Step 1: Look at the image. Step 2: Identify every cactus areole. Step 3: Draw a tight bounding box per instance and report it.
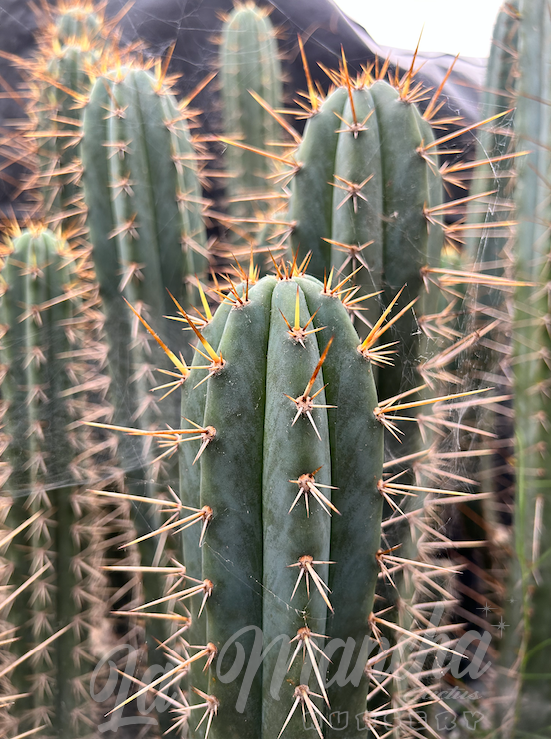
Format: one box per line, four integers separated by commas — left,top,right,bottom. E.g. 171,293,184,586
179,272,384,738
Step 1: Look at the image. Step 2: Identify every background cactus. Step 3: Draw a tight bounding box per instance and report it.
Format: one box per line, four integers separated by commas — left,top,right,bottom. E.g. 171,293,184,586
80,62,210,474
54,2,103,46
219,2,284,222
289,70,443,349
35,43,97,230
32,3,106,230
80,62,213,733
497,0,551,733
0,226,103,737
0,0,133,227
443,0,521,662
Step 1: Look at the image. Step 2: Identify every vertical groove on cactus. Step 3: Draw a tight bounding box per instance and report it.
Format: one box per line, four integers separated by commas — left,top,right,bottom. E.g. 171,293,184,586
290,87,348,280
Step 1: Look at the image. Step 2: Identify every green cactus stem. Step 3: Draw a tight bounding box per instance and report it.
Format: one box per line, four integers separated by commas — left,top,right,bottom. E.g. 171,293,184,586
178,269,383,738
81,63,210,469
289,72,443,405
220,1,283,221
464,0,519,272
82,65,209,358
444,1,520,644
81,65,210,733
499,0,551,733
289,86,348,280
0,227,92,737
54,3,103,46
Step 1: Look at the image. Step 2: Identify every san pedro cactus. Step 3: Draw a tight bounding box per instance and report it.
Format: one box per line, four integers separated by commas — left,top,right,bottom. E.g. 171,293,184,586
287,73,444,508
8,1,117,228
80,66,211,734
81,64,209,441
498,0,551,733
178,270,384,737
464,0,518,273
80,61,208,467
290,75,443,352
220,2,283,219
447,0,520,635
82,64,209,318
0,227,99,738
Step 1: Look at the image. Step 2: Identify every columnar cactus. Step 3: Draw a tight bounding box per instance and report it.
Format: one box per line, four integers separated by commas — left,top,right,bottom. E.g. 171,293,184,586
82,64,209,337
178,270,384,737
81,67,211,733
220,1,284,221
448,0,520,636
289,74,443,349
499,0,551,732
464,0,518,272
0,227,99,738
6,1,117,228
81,64,209,442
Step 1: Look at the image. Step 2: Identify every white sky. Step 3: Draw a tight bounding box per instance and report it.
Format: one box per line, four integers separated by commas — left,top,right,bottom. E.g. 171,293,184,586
334,0,504,58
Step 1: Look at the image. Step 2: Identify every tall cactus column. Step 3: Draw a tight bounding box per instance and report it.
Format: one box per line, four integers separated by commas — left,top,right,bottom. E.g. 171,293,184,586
501,0,551,733
35,34,98,229
0,227,92,738
81,64,210,493
178,271,384,738
220,1,283,220
288,74,444,397
81,65,210,733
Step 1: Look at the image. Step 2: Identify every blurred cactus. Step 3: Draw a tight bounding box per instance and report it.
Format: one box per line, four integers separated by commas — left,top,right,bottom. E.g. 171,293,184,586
1,0,133,227
0,226,104,737
36,43,98,230
81,64,209,448
80,65,212,733
220,2,283,220
54,2,103,45
497,0,551,733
